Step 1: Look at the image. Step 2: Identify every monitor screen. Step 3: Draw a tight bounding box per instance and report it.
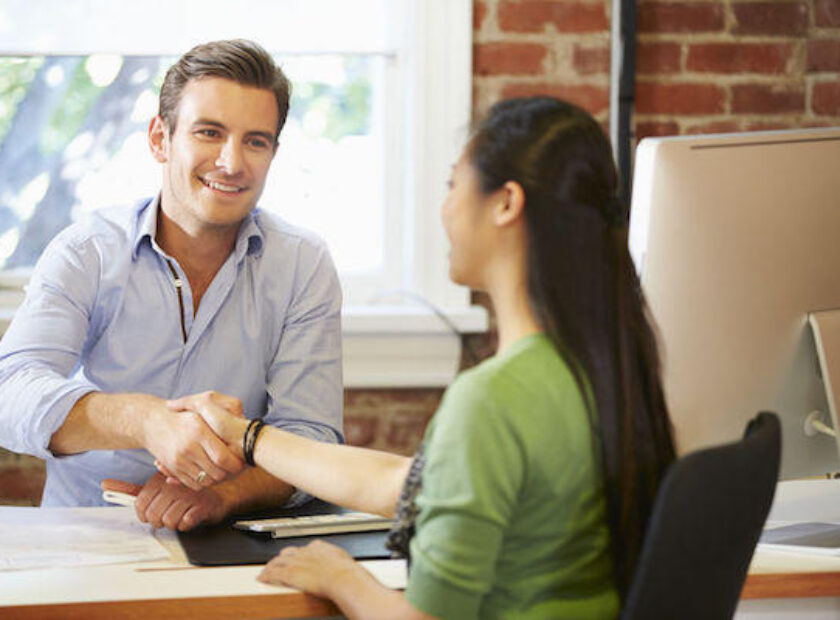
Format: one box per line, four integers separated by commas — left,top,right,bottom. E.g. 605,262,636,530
629,127,840,479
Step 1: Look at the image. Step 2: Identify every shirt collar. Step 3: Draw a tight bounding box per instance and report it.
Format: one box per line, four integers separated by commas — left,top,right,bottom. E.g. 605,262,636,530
131,195,265,261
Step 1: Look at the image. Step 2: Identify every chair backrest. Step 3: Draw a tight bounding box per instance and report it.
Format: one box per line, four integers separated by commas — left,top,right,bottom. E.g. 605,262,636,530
620,411,781,620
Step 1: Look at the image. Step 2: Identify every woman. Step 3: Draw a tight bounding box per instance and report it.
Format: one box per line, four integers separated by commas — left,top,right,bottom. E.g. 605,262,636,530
171,97,676,619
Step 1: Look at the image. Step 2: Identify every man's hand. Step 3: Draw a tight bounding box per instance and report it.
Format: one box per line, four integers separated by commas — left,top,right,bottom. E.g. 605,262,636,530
167,391,249,458
140,394,245,491
51,391,245,492
102,474,231,531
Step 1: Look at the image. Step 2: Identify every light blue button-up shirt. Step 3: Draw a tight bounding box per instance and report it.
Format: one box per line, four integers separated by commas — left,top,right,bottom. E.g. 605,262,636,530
0,197,343,506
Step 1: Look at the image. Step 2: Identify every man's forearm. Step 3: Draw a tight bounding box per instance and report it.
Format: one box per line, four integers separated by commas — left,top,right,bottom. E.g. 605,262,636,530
215,465,296,515
48,392,148,455
50,391,244,491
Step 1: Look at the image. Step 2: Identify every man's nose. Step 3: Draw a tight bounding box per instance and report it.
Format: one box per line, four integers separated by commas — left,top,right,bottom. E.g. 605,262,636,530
215,139,243,174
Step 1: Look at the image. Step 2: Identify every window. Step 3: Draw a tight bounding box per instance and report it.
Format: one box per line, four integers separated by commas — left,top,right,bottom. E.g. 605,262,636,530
0,54,383,280
0,0,486,386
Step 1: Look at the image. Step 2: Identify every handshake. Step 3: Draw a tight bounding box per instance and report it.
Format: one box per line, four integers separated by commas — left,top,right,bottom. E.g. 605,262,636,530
101,391,269,532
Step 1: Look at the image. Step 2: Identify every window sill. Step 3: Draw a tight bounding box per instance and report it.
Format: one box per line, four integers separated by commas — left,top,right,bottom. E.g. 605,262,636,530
0,294,489,389
342,304,489,388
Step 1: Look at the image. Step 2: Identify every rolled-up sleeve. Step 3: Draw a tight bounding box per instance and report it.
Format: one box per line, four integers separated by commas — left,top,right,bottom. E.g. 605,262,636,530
0,233,101,458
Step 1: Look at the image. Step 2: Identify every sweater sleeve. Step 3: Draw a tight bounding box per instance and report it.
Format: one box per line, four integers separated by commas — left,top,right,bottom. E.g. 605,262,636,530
406,373,524,620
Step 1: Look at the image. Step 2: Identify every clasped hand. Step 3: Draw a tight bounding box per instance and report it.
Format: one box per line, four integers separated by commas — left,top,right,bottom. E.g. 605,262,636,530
143,392,245,491
103,391,250,530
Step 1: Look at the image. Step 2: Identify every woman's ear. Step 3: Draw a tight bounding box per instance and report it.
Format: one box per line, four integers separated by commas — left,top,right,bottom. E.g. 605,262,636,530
493,181,526,228
148,116,169,163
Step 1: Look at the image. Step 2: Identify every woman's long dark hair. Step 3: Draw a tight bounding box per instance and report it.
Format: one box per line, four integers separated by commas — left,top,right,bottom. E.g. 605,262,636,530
469,97,676,599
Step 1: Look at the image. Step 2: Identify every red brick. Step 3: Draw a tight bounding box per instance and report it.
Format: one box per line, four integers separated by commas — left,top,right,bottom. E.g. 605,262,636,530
636,82,726,115
731,84,805,114
0,466,45,505
686,121,742,135
343,388,441,453
344,415,379,447
816,0,840,26
732,1,809,36
474,1,488,30
573,45,610,76
501,83,610,115
637,42,682,74
460,331,496,370
813,81,840,116
498,1,608,33
688,43,792,74
808,40,840,72
638,2,725,33
344,388,442,411
385,413,432,454
635,121,680,141
474,42,547,76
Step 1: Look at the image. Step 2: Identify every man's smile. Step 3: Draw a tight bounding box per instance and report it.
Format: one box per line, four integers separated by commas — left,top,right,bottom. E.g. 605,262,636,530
199,176,247,194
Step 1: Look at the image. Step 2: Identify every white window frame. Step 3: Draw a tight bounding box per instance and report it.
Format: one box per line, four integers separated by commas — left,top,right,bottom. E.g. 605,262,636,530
0,0,488,387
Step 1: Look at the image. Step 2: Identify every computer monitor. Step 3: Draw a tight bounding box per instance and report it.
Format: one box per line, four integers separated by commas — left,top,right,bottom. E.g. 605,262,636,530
628,127,840,479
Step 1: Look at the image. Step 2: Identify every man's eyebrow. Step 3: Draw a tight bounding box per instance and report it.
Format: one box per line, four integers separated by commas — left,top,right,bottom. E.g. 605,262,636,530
192,119,275,142
192,118,227,130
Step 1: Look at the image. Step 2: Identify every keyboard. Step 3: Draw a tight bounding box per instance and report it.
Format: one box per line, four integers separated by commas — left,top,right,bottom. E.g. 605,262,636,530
233,511,393,538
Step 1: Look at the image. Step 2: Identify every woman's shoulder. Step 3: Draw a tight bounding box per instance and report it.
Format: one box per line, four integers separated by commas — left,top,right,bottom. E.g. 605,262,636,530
456,334,575,397
435,334,584,430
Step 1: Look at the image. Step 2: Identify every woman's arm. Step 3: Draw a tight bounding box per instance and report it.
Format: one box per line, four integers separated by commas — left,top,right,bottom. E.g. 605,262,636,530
168,392,411,517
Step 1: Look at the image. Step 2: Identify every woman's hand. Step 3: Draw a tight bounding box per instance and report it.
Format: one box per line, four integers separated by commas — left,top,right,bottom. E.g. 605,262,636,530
258,540,360,598
167,391,249,459
259,540,436,619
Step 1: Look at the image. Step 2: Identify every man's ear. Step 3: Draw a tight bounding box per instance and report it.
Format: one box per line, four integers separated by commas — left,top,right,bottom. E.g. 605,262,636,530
493,181,526,227
148,116,169,163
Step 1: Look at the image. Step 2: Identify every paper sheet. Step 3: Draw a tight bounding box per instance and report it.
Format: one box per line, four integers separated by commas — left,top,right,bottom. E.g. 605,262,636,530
0,506,168,571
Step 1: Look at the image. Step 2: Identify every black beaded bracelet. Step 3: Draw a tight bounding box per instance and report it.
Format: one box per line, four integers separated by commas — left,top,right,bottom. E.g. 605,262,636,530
244,419,266,467
243,419,259,465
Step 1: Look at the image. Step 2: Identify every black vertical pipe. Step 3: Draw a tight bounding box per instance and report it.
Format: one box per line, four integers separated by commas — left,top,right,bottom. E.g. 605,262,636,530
610,0,637,207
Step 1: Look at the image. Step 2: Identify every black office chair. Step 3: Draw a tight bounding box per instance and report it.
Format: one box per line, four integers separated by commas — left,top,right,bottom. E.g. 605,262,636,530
621,411,781,620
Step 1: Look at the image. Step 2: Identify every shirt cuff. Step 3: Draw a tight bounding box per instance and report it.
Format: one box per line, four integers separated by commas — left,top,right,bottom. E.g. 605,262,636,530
31,381,99,459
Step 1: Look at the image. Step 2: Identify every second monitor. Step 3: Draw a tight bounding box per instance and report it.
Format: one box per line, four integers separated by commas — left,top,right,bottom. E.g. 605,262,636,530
628,127,840,479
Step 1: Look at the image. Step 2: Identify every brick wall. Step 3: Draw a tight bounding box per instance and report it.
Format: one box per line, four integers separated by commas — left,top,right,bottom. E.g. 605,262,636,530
636,0,840,136
2,0,839,505
476,0,840,137
474,0,612,123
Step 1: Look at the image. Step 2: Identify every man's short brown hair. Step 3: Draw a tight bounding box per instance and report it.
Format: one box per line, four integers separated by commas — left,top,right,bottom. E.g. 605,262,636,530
159,39,291,142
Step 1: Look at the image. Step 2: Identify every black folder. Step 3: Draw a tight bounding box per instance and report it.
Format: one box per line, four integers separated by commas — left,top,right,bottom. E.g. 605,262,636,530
177,499,391,566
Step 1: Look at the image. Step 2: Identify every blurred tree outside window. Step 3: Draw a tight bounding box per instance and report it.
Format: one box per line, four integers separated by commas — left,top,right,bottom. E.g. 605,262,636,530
0,54,381,282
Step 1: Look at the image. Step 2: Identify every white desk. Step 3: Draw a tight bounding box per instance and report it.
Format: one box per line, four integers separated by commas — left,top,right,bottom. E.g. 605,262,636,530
737,479,840,619
5,485,840,619
0,506,407,619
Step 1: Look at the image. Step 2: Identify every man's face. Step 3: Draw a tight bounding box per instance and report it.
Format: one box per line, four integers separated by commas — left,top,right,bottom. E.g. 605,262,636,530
149,77,279,235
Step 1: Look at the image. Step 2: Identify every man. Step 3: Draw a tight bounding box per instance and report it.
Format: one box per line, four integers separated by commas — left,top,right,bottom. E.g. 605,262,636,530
0,40,343,530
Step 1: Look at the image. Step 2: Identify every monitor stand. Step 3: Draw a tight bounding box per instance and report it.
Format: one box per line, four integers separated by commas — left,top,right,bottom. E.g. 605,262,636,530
806,311,840,452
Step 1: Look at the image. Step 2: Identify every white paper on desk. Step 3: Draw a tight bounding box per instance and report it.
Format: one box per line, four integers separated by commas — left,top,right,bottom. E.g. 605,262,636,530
0,506,168,571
